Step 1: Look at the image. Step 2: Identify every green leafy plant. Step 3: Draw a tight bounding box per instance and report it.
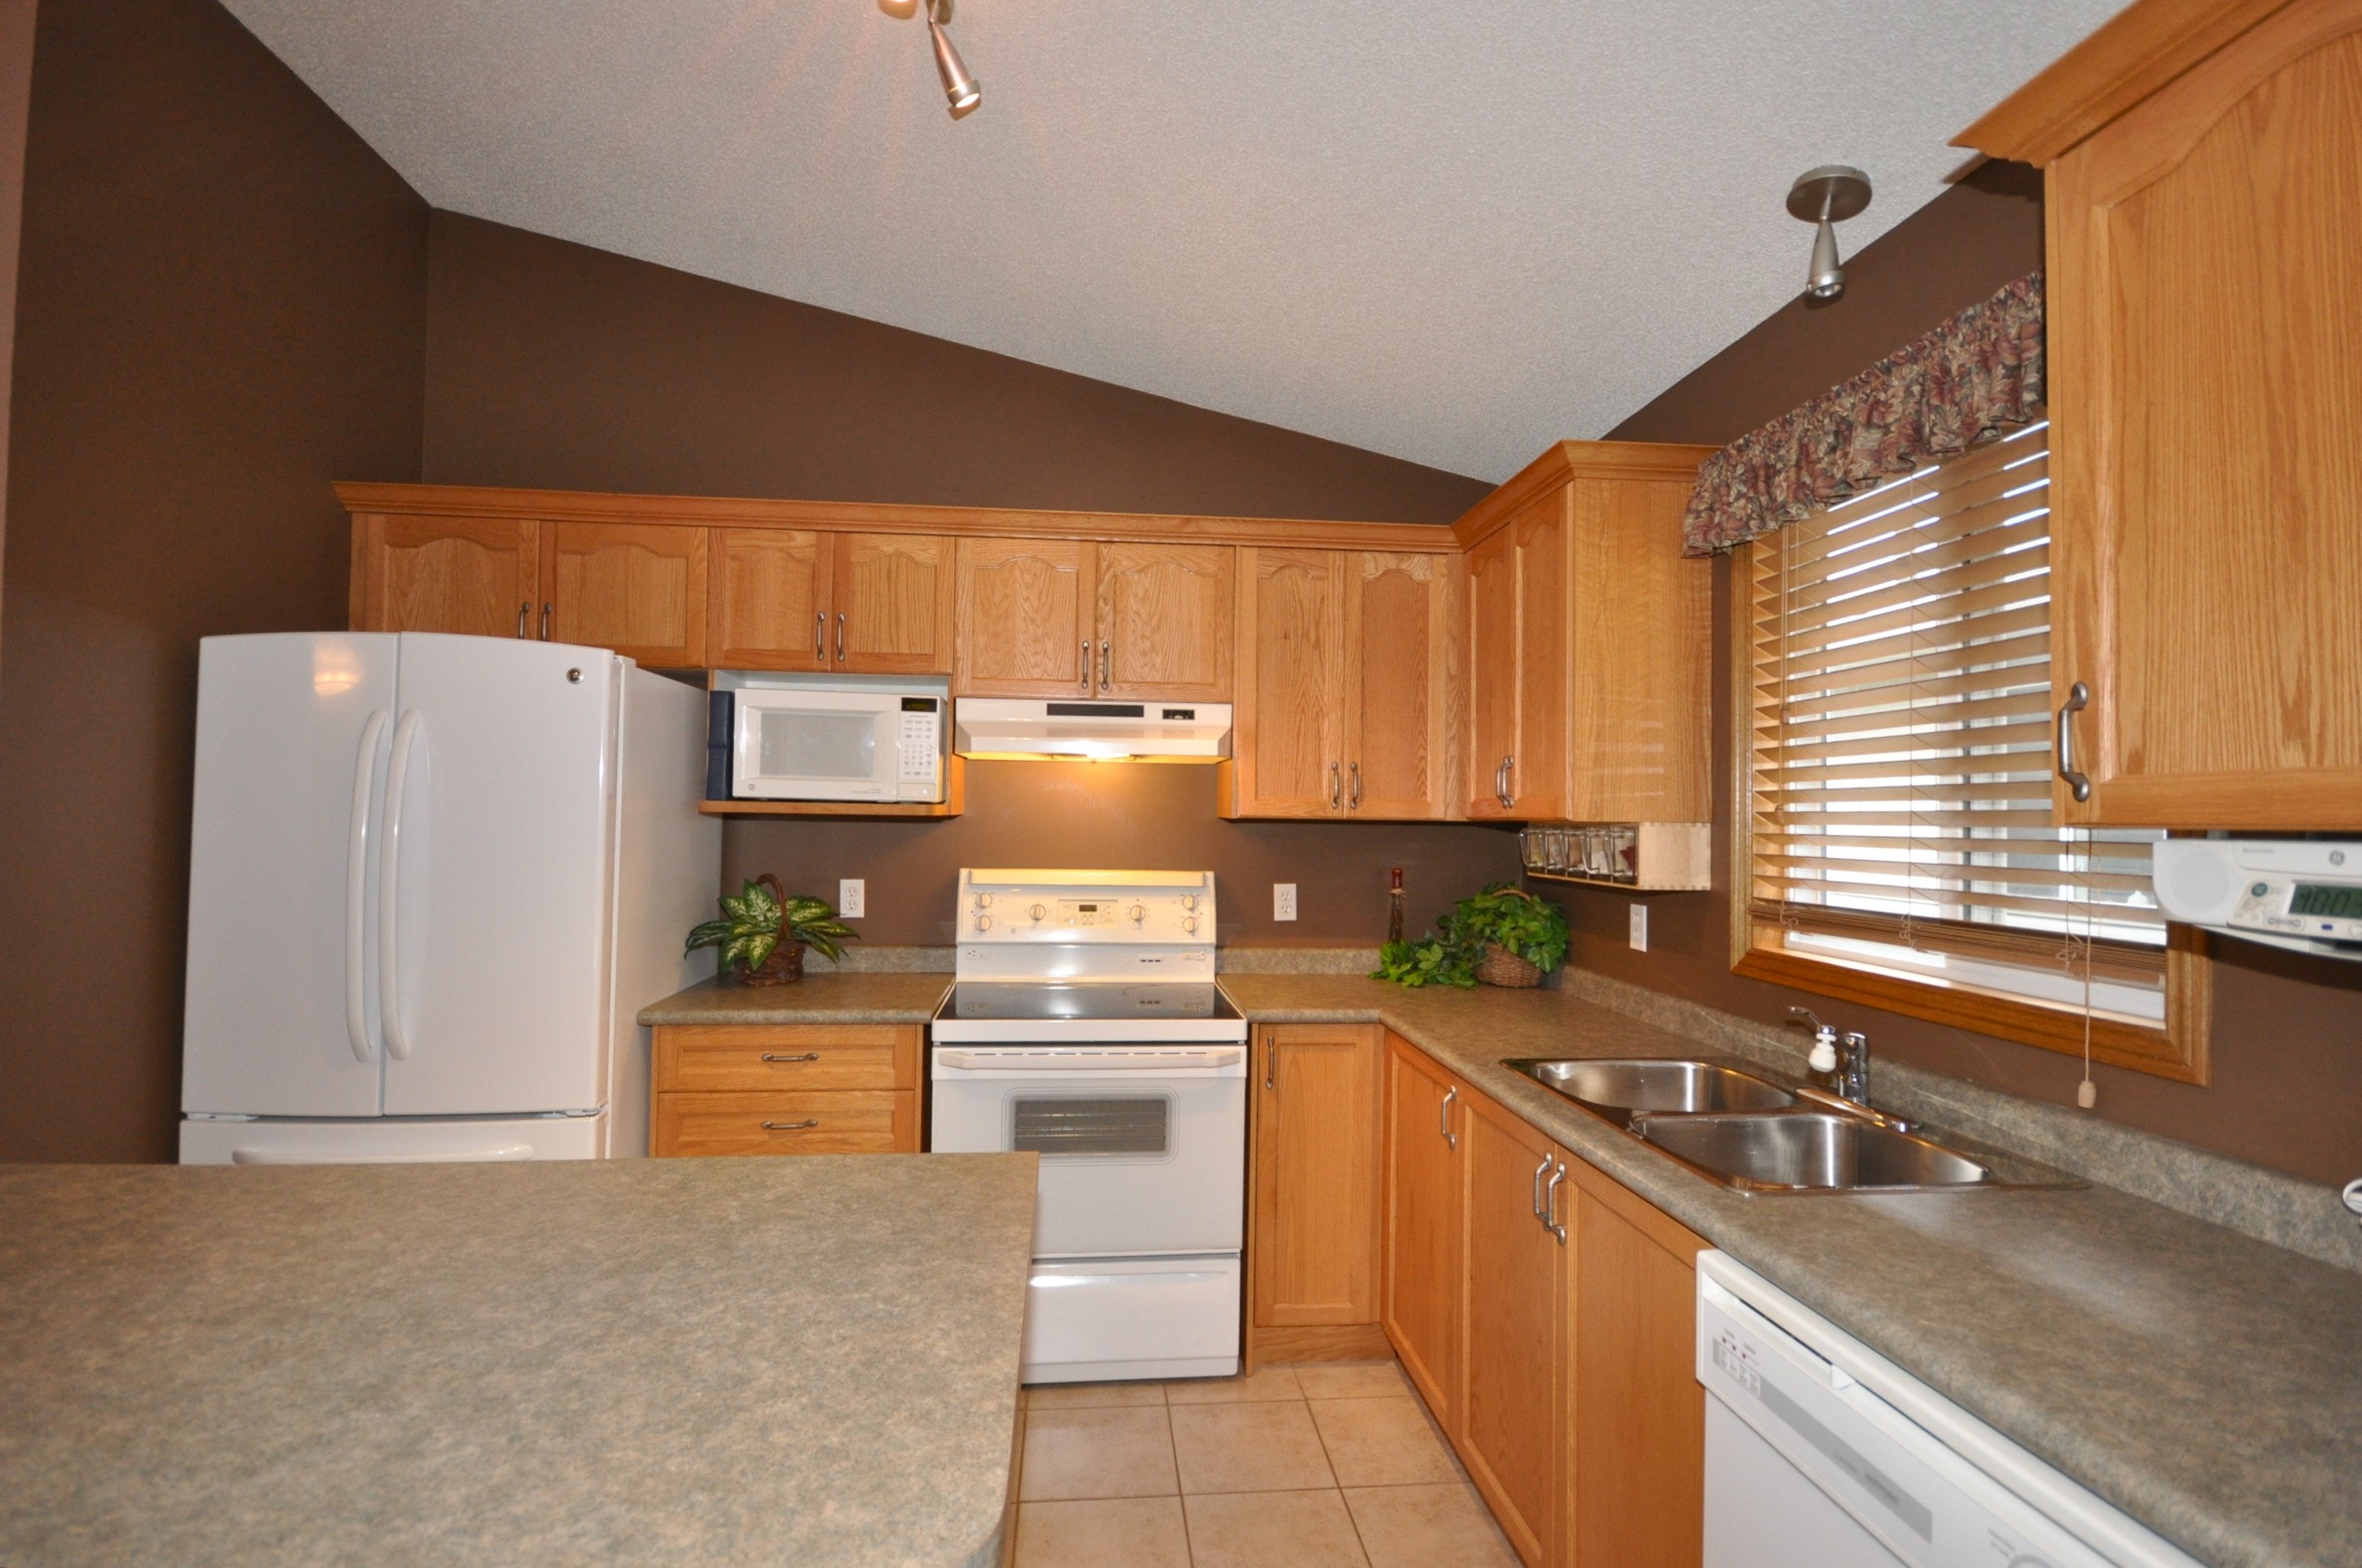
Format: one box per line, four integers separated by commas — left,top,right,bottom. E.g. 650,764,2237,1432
1372,884,1568,988
685,877,857,975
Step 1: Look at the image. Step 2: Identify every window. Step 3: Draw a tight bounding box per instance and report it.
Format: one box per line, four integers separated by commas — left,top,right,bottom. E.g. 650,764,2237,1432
1734,421,2208,1082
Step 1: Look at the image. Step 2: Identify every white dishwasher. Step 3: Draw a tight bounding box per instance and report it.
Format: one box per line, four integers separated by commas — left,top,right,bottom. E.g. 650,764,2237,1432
1697,1252,2205,1568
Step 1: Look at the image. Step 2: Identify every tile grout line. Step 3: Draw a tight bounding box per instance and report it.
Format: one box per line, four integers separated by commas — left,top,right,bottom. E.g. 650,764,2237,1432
1296,1391,1376,1568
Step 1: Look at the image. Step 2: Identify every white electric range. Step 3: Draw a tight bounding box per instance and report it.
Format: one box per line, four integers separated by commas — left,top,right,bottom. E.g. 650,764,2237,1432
929,868,1247,1384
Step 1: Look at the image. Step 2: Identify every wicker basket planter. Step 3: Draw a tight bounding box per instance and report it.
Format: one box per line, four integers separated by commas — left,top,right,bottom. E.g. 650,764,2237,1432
1476,942,1543,988
736,873,805,986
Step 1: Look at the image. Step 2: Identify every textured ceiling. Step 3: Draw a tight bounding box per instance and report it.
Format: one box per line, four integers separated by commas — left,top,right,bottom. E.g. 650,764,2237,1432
220,0,2123,482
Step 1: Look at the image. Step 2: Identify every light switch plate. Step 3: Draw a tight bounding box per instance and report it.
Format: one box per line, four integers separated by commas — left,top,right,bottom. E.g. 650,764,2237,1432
838,879,865,918
1274,884,1298,921
1629,904,1648,952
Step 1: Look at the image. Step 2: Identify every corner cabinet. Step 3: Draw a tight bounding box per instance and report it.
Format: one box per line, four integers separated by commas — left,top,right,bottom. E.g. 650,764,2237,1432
1224,548,1457,819
1453,441,1715,826
1961,0,2362,828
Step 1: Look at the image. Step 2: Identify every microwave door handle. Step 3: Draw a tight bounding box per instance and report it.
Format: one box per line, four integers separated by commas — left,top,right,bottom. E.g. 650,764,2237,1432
344,709,388,1065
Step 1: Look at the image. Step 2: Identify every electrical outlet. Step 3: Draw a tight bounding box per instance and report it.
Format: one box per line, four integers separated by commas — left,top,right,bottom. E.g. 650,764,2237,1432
838,879,865,919
1274,883,1298,921
1629,903,1648,952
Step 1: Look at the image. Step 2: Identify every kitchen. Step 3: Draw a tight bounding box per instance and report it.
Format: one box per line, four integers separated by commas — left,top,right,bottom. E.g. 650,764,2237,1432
2,1,2360,1566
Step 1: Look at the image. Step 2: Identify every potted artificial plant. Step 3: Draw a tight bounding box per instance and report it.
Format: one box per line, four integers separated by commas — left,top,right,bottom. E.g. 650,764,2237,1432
685,874,858,986
1373,884,1570,989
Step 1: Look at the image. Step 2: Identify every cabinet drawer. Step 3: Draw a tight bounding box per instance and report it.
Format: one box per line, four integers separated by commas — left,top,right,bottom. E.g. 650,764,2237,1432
652,1025,919,1093
652,1090,916,1157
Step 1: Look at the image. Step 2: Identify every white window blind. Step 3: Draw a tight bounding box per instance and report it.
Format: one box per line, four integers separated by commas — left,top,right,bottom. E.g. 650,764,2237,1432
1746,421,2167,1019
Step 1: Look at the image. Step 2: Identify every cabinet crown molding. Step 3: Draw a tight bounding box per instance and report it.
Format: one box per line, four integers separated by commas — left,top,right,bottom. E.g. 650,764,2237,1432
1450,441,1714,551
1954,0,2295,163
334,481,1458,555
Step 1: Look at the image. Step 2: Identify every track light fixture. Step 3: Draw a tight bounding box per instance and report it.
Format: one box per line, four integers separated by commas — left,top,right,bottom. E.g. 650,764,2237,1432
881,0,980,118
1785,166,1871,300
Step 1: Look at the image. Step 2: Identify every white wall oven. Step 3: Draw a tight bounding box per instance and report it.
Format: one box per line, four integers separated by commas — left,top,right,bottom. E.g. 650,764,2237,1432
929,870,1245,1384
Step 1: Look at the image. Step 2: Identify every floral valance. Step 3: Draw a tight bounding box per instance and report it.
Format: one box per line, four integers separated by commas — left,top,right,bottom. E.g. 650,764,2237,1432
1680,271,2046,556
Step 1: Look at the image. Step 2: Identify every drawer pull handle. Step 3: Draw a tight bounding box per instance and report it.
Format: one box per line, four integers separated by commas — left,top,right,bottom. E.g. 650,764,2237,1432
761,1052,821,1063
761,1119,821,1131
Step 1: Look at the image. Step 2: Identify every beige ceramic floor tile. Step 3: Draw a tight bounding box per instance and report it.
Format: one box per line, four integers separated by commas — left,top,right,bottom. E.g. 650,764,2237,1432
1026,1379,1169,1410
1344,1482,1521,1568
1163,1366,1303,1404
1183,1489,1369,1568
1291,1361,1409,1401
1020,1406,1179,1501
1013,1496,1193,1568
1169,1401,1337,1494
1308,1397,1464,1488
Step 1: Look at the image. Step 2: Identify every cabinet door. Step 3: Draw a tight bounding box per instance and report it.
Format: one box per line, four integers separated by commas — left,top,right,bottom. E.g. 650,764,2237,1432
1568,1166,1706,1568
1509,485,1574,822
1568,477,1711,823
1232,548,1349,817
955,538,1096,696
1380,1033,1462,1425
1251,1025,1380,1326
1346,552,1453,819
351,514,538,638
1097,542,1234,701
541,522,708,667
1464,525,1520,819
831,532,956,674
710,529,831,671
1459,1089,1562,1568
2046,10,2362,826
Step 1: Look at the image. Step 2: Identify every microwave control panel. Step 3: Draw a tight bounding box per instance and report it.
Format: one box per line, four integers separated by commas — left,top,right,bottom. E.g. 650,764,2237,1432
897,711,942,786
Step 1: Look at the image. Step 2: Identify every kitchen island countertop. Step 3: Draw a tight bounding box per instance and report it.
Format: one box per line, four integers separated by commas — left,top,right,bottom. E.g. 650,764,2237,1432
1221,973,2362,1568
638,972,951,1026
0,1153,1037,1568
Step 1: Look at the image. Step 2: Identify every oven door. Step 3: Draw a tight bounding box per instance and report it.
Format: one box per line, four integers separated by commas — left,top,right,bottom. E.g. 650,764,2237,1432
930,1045,1247,1257
731,693,894,801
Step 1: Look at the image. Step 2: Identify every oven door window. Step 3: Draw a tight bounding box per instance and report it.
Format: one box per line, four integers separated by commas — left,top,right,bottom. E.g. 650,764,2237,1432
756,709,876,782
1012,1095,1170,1158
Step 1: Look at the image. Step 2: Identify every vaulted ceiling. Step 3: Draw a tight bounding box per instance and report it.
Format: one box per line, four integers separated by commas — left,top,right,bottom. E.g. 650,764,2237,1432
221,0,2123,481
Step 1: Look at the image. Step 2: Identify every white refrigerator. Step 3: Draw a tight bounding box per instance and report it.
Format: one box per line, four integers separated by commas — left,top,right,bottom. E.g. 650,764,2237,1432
178,632,720,1164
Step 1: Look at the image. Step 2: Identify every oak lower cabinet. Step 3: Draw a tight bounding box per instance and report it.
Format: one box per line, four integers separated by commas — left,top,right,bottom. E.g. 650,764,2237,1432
1247,1025,1386,1360
1457,1086,1566,1567
1380,1032,1464,1423
1961,0,2362,827
649,1023,922,1157
1226,548,1456,819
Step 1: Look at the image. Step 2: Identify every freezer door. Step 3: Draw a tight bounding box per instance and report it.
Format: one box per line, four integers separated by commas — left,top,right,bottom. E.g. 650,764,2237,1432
380,634,619,1117
178,1114,607,1164
182,634,397,1119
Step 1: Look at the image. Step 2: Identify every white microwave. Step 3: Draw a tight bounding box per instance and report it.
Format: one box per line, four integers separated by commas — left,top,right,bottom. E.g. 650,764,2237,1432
722,683,947,803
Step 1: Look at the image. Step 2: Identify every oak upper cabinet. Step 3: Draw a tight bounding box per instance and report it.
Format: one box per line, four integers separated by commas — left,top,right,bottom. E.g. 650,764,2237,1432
1961,0,2362,827
350,514,540,640
1250,1025,1382,1329
541,522,708,667
1096,542,1233,701
954,537,1097,695
1348,553,1457,818
1453,442,1714,824
711,529,832,670
1565,1159,1707,1568
1380,1032,1463,1425
1457,1087,1564,1568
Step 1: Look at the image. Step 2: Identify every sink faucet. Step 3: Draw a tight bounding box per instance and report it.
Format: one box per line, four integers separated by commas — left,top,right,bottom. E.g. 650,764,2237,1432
1786,1007,1871,1108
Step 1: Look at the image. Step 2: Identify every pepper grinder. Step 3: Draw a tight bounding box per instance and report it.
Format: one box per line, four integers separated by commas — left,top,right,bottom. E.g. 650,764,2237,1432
1387,867,1405,945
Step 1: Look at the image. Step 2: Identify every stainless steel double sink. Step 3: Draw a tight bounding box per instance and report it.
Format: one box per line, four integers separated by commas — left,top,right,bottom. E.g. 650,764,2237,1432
1504,1057,2039,1195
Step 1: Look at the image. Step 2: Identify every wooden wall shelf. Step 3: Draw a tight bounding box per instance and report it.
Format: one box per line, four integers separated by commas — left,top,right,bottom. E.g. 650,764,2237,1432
699,757,966,819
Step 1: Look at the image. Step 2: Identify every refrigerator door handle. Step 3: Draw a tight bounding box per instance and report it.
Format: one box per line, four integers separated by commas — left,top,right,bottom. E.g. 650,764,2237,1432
379,709,424,1061
344,709,389,1064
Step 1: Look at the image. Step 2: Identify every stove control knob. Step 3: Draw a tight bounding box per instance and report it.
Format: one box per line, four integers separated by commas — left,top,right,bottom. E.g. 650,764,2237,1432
1182,894,1199,911
1183,915,1200,934
1128,904,1146,923
974,893,992,908
1029,904,1047,921
973,914,991,931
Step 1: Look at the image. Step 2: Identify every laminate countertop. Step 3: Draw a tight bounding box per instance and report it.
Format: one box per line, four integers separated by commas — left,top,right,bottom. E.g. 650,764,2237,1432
638,972,951,1026
0,1154,1037,1568
1222,974,2362,1568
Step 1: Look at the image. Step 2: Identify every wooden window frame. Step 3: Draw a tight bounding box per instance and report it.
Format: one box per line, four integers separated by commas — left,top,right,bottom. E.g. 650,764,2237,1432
1728,536,2211,1086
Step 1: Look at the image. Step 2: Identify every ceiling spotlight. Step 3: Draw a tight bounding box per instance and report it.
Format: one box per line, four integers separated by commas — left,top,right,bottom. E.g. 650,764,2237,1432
1786,165,1871,300
926,0,981,118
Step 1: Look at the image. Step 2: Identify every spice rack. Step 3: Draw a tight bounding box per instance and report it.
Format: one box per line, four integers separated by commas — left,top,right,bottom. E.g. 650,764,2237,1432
1519,823,1711,892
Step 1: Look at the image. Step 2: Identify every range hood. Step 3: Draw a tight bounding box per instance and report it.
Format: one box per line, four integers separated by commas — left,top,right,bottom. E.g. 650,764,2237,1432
956,698,1231,762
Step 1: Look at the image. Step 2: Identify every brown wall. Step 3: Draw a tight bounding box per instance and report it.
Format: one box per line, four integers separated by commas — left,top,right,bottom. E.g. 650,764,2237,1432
1566,161,2362,1189
725,762,1524,949
422,212,1491,525
0,0,428,1162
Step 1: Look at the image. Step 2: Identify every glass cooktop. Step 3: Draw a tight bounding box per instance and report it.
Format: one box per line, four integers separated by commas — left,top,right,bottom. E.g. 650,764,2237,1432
942,982,1240,1023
